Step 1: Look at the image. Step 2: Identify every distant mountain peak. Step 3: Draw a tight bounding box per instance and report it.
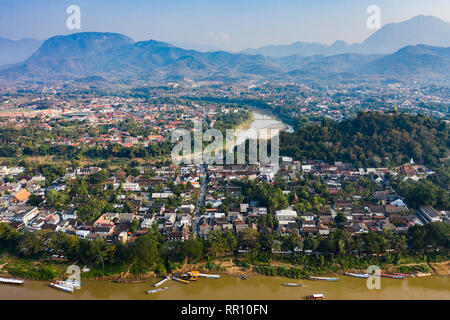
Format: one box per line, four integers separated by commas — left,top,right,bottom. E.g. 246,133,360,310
0,37,44,66
32,32,135,59
242,15,450,57
135,39,173,47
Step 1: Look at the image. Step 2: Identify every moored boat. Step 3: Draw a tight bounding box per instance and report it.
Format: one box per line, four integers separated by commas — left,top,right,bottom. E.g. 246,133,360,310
198,273,220,279
415,272,432,277
344,272,370,278
180,271,199,281
309,276,339,281
147,286,168,294
111,278,146,283
380,274,405,279
50,282,74,293
0,277,24,285
172,276,190,284
284,283,302,287
56,280,81,289
306,294,324,300
391,273,413,277
240,275,247,280
154,276,170,287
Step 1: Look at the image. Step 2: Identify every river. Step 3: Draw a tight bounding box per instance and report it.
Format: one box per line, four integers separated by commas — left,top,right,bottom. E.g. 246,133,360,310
0,275,449,300
234,108,293,146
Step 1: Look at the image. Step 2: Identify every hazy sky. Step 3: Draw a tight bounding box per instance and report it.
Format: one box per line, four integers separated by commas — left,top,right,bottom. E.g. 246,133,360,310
1,0,449,51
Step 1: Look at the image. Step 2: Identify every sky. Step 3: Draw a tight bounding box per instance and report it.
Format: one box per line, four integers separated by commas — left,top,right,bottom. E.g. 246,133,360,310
0,0,450,51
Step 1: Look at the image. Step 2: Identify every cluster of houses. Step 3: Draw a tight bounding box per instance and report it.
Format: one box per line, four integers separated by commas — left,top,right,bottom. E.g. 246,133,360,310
0,157,447,247
193,158,446,240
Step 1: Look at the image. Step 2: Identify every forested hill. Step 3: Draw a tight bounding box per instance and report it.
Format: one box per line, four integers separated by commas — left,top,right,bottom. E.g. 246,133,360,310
280,112,449,168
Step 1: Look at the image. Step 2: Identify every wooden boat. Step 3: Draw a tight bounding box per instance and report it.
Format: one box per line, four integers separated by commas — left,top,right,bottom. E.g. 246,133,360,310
55,280,81,289
198,273,220,279
380,274,405,279
147,286,168,294
180,271,199,281
344,272,370,278
111,278,146,283
306,294,324,300
154,276,170,287
309,276,339,281
50,282,74,293
391,273,413,277
172,276,190,284
283,283,302,287
0,277,24,285
415,272,432,278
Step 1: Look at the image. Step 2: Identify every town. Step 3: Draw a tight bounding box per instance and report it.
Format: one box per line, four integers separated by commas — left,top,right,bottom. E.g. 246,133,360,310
0,157,445,246
0,84,448,285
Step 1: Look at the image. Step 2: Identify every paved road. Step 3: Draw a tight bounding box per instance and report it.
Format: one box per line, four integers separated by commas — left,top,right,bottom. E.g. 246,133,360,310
193,163,207,236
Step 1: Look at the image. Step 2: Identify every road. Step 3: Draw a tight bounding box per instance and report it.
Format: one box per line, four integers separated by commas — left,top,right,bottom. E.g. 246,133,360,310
193,163,207,236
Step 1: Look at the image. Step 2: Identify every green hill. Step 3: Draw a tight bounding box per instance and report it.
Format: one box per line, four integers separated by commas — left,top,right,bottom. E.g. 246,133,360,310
280,112,449,168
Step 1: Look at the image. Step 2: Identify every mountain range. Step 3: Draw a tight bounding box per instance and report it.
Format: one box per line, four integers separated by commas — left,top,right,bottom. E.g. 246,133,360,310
242,15,450,57
0,37,43,66
1,15,450,83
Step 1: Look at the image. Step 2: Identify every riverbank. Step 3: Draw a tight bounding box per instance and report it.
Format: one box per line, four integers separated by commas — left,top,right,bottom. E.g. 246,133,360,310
1,251,448,282
0,273,449,300
81,259,450,282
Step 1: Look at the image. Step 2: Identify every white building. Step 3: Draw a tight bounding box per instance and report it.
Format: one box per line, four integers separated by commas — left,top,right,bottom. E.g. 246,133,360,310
122,183,141,191
276,209,297,225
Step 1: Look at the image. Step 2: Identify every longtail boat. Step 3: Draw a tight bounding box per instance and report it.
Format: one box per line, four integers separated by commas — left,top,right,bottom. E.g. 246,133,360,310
50,282,74,293
344,273,370,278
309,276,339,281
306,294,324,300
172,276,190,284
380,274,405,279
284,283,302,287
0,277,24,285
147,286,168,294
154,276,170,287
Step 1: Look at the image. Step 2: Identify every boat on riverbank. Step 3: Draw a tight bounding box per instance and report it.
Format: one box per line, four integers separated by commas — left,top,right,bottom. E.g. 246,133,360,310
180,271,199,281
309,276,339,281
306,294,324,300
0,277,24,285
55,280,81,289
111,278,146,283
415,272,432,277
391,273,413,277
284,283,302,287
49,282,74,293
147,286,168,294
154,277,170,287
344,273,370,278
198,273,220,279
172,276,190,284
380,274,405,279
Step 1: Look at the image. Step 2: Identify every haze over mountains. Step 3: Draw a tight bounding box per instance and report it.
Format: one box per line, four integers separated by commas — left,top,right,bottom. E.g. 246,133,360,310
242,15,450,57
1,15,449,83
0,37,43,66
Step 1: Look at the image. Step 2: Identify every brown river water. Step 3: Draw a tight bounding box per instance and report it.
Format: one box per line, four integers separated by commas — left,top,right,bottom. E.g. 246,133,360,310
0,275,448,300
